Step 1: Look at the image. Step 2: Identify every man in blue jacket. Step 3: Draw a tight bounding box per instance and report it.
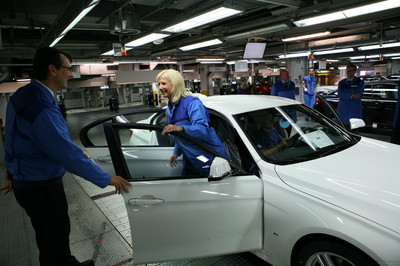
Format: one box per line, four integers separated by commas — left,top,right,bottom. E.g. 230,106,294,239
271,69,296,100
337,64,364,126
1,47,130,266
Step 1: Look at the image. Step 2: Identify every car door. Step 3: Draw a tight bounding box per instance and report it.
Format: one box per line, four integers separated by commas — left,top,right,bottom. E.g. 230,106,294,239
80,109,166,176
102,122,263,264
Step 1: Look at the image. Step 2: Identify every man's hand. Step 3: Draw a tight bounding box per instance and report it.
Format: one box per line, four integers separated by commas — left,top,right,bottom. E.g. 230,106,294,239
279,140,288,149
162,124,183,135
109,176,131,194
169,154,178,167
1,168,13,195
352,93,361,99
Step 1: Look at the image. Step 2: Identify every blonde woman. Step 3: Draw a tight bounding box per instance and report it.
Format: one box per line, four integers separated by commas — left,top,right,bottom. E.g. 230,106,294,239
158,69,228,176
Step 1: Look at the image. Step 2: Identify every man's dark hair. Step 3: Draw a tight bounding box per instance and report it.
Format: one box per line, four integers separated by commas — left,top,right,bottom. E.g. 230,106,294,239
309,67,315,71
347,64,357,71
32,47,72,81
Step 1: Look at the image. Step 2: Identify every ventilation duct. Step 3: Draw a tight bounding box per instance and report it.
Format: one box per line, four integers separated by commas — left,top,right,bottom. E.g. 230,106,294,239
109,11,141,35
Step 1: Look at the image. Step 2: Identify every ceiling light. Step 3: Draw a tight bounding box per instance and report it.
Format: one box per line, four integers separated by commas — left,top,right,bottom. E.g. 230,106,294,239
314,48,354,55
282,31,331,42
126,33,170,47
226,24,289,40
162,7,242,33
326,59,339,62
50,0,100,47
343,0,400,17
294,11,346,27
358,42,400,51
179,39,222,51
350,55,380,60
200,61,224,64
384,53,400,57
294,0,400,27
278,52,310,59
392,57,400,59
197,58,225,62
101,50,115,56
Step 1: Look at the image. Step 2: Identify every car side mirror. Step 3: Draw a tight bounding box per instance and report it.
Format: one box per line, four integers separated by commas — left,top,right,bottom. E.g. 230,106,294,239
349,118,366,130
209,157,232,180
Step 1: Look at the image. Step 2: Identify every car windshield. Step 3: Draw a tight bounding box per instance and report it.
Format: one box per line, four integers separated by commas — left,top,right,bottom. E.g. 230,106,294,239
235,104,358,165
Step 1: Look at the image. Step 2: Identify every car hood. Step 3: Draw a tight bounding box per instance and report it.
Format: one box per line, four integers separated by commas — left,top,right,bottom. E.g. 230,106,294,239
275,138,400,234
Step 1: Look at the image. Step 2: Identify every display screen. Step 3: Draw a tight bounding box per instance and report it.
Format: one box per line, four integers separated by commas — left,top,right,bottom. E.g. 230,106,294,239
243,42,267,59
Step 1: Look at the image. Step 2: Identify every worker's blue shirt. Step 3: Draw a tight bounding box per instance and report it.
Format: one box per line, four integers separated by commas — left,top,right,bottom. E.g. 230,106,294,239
167,96,228,176
393,81,400,128
337,77,364,125
271,80,296,100
256,128,283,150
4,79,111,189
302,75,318,96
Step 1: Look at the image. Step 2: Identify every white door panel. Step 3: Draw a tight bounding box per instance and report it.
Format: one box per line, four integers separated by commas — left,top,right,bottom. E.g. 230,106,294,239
125,175,263,264
85,147,116,176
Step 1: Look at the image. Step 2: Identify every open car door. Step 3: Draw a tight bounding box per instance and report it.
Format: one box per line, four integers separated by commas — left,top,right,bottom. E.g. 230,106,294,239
102,122,263,264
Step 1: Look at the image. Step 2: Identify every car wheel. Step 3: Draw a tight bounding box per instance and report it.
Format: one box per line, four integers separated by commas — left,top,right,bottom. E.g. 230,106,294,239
295,240,376,266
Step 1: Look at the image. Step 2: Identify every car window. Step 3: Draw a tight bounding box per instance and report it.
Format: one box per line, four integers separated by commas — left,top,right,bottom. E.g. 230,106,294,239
372,84,398,99
82,110,165,147
235,104,357,165
114,126,227,180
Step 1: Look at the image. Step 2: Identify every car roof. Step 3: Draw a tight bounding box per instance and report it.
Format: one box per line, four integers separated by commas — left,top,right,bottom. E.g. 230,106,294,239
201,95,298,115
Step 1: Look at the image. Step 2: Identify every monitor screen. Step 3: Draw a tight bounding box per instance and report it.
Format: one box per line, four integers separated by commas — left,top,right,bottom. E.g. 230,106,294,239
243,42,267,59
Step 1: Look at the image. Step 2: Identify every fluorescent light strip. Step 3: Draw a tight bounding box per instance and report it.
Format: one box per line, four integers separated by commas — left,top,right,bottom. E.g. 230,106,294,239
314,48,354,55
294,0,400,27
392,57,400,59
282,31,331,42
50,0,100,47
358,42,400,51
197,58,225,61
179,39,222,51
350,55,380,60
126,33,170,47
278,52,310,59
326,59,339,62
343,0,400,17
384,53,400,57
162,7,242,33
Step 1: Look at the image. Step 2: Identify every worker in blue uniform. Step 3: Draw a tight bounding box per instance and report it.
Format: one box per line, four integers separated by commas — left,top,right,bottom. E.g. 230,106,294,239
158,69,229,176
1,47,130,266
391,80,400,144
302,68,318,120
337,64,364,126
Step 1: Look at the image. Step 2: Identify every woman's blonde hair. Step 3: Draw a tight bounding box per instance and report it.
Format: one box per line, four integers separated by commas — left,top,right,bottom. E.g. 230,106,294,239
156,69,191,103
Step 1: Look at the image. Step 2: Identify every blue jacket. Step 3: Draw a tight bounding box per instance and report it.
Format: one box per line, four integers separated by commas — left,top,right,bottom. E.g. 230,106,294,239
393,81,400,128
302,75,318,96
337,77,364,125
167,96,228,175
271,80,296,100
4,80,111,189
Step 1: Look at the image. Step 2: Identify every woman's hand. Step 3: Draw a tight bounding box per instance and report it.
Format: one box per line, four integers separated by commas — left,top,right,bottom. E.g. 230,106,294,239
169,154,178,167
162,124,183,135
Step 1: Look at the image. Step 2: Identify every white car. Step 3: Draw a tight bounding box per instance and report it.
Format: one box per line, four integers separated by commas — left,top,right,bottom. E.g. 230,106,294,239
80,95,400,266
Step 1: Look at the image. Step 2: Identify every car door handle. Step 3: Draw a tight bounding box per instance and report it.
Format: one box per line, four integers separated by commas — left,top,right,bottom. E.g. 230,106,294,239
128,197,164,206
98,155,112,163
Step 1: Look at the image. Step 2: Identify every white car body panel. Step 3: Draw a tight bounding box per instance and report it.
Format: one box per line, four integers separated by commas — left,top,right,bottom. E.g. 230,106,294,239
125,175,263,264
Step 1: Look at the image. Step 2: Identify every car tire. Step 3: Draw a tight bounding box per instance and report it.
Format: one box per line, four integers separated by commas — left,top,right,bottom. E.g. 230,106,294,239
294,240,376,266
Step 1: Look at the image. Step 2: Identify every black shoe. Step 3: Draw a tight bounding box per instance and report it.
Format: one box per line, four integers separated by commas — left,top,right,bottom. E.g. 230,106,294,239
81,259,94,266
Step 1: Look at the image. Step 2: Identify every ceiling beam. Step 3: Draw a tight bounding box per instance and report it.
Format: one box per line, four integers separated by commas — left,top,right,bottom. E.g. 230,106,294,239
255,0,302,8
